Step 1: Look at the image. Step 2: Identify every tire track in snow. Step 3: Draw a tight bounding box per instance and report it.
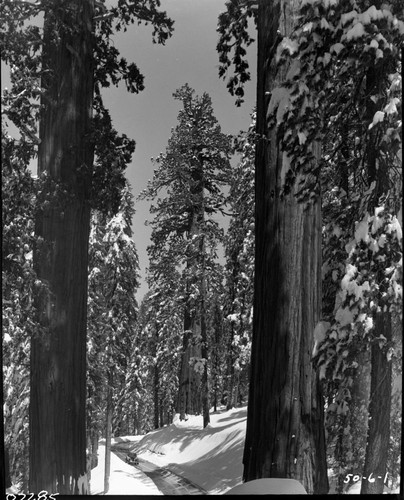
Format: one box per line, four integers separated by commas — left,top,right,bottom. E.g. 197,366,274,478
112,445,207,495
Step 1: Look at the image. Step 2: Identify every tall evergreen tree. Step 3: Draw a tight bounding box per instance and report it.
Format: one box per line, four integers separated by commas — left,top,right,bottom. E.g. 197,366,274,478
1,0,173,492
28,3,95,491
223,114,255,410
2,131,37,491
139,275,183,429
87,181,140,492
140,83,233,427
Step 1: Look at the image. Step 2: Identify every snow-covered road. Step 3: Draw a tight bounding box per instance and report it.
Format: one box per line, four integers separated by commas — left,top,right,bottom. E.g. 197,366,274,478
112,445,207,495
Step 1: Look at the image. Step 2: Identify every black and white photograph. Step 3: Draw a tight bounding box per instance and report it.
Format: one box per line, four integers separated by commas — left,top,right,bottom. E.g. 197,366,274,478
1,0,402,496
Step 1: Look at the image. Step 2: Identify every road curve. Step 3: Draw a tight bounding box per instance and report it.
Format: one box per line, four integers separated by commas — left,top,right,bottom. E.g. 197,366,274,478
112,444,207,495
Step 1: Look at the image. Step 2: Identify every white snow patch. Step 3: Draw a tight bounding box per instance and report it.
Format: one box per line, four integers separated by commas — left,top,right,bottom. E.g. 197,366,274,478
371,208,384,233
277,37,299,60
345,239,356,256
345,22,365,40
387,216,402,241
267,87,292,124
384,98,400,115
335,306,355,327
330,42,345,55
375,48,384,59
90,443,162,495
297,131,307,145
341,11,358,26
363,316,373,333
134,406,248,494
354,214,370,243
377,233,387,248
321,52,331,66
320,18,332,30
312,321,331,357
369,110,385,129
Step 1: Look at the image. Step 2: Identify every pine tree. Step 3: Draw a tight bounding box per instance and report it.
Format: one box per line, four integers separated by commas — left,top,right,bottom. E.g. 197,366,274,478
140,83,233,427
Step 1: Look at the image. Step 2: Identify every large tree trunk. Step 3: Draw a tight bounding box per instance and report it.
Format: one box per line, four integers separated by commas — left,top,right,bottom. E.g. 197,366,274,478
360,64,393,495
91,430,99,470
361,314,392,494
177,311,202,418
242,0,328,494
30,0,94,494
1,339,7,490
177,155,206,419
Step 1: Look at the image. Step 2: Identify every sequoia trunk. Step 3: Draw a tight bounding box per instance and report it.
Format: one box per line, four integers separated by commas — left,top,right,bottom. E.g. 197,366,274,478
177,154,206,419
242,0,328,494
360,65,394,494
360,317,392,494
30,0,94,494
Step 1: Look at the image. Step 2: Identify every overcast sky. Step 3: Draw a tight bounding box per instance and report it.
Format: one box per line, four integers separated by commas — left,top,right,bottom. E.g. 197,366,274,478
2,0,257,301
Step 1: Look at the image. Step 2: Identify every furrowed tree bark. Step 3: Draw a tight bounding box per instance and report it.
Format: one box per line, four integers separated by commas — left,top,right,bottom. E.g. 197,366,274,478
361,65,393,495
177,153,205,419
30,0,94,494
361,314,392,493
242,0,328,494
177,309,202,418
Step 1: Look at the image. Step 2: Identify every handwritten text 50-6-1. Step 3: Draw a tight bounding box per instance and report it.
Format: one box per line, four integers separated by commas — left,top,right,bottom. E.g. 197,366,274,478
344,472,389,484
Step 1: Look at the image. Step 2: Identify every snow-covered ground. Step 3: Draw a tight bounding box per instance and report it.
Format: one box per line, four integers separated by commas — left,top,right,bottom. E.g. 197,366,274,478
90,405,247,495
90,440,162,495
89,404,400,495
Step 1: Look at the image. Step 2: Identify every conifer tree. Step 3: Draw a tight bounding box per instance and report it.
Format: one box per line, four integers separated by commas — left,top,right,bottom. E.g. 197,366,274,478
2,131,37,491
140,84,233,427
223,114,255,410
87,181,140,491
1,0,173,491
140,275,183,429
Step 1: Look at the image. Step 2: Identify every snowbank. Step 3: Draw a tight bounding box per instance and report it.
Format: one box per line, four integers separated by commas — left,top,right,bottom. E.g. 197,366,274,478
135,406,247,494
89,442,162,495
